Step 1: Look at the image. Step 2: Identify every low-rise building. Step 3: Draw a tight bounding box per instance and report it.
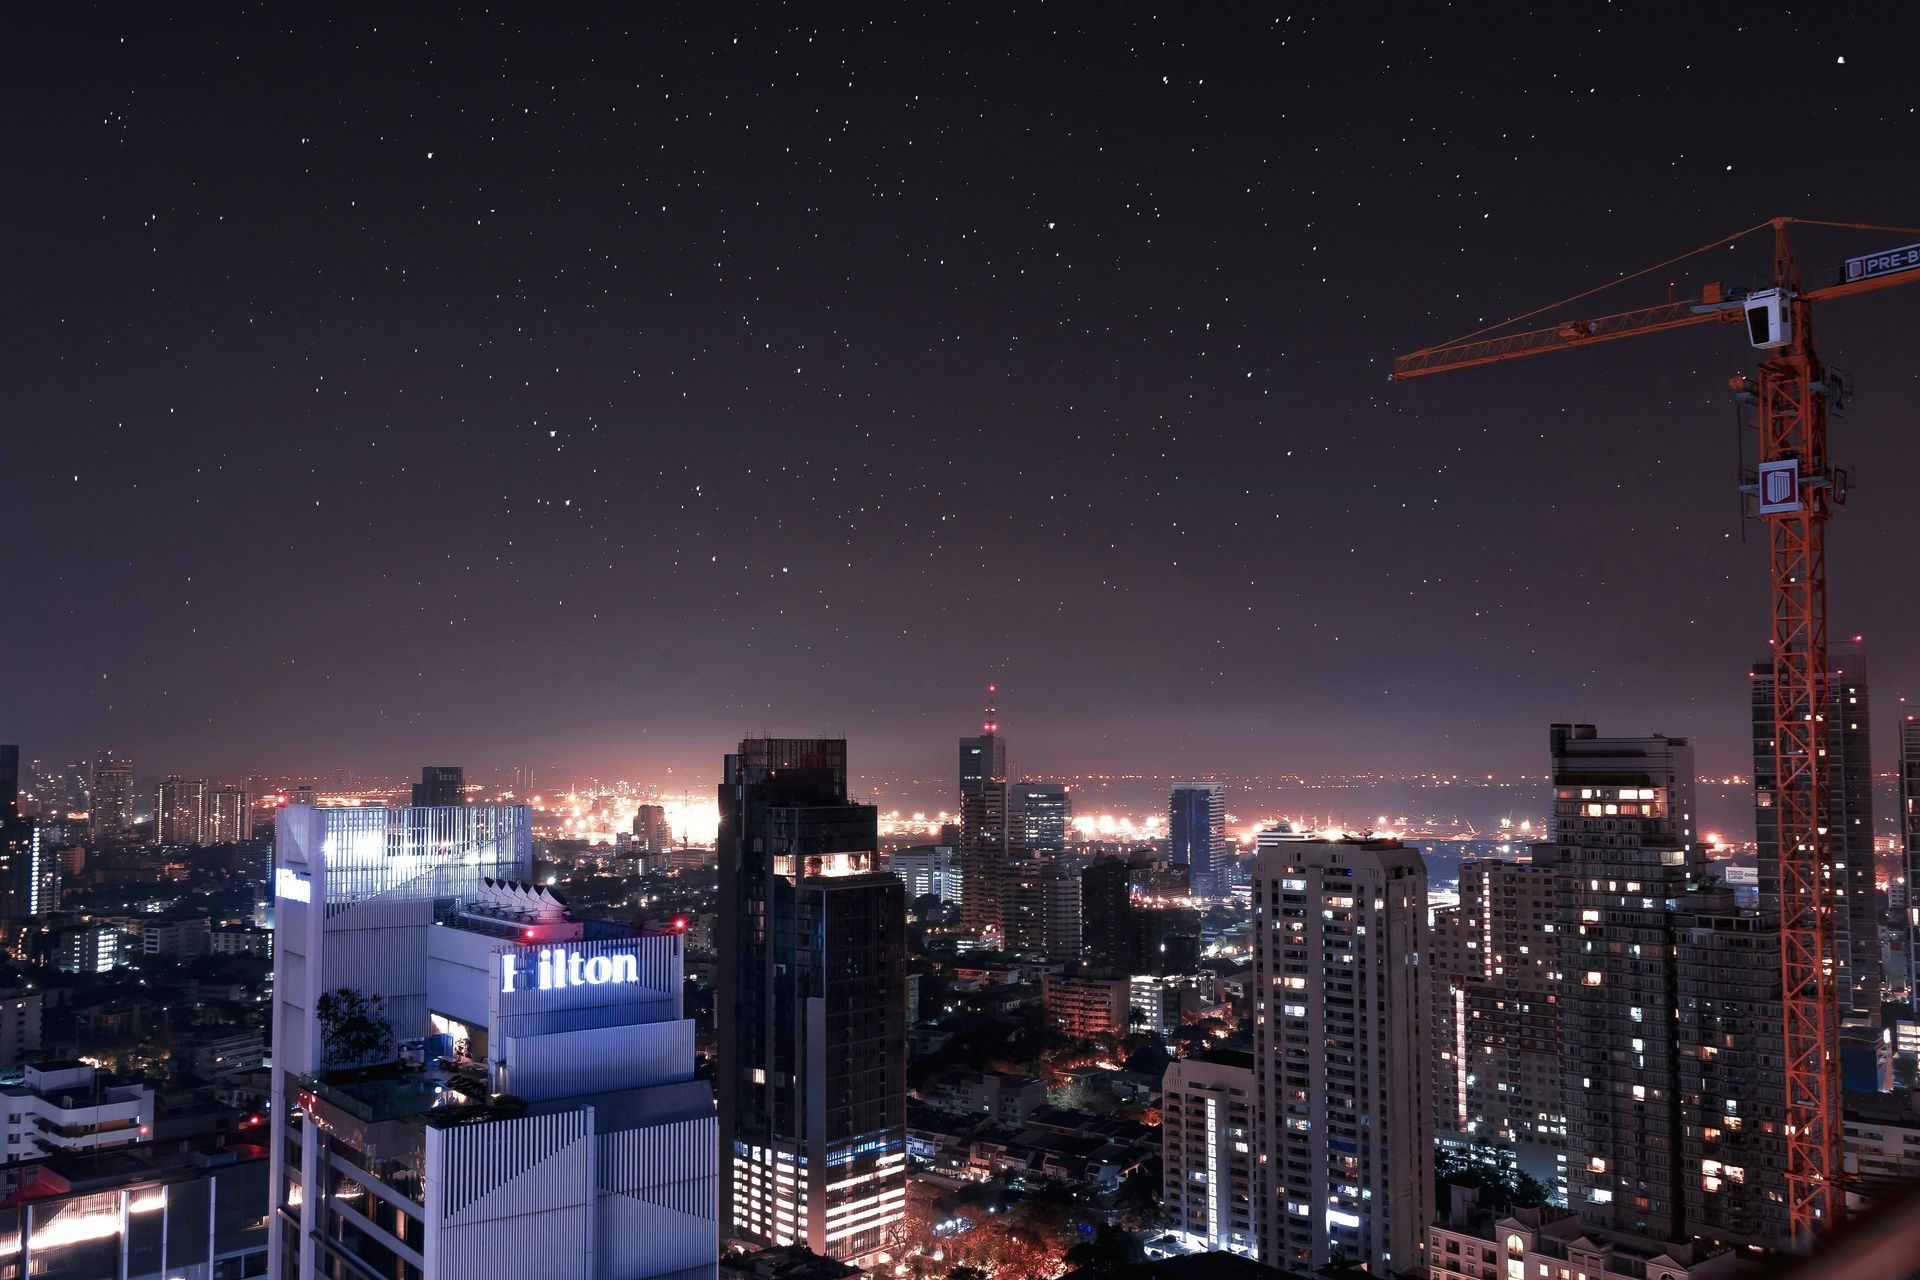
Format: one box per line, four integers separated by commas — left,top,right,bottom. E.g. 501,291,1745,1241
181,1025,269,1080
1042,972,1131,1040
55,923,124,973
924,1070,1050,1125
140,916,210,958
208,923,272,956
1,1060,156,1163
1427,1198,1736,1280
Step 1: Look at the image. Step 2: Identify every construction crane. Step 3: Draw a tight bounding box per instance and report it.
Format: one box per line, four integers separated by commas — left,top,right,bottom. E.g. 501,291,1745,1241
1391,216,1920,1249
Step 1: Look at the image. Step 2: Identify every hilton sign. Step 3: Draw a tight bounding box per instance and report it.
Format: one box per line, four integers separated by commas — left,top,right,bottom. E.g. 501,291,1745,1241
500,947,641,994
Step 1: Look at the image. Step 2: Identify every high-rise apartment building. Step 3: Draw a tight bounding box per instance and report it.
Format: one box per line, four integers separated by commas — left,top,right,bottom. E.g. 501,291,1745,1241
632,803,671,853
1902,715,1920,1011
1545,725,1717,1242
411,765,466,807
156,774,208,845
1431,857,1565,1193
1170,784,1226,898
269,802,717,1280
205,784,254,843
0,816,59,921
1751,642,1880,1014
1016,781,1070,854
958,716,1014,939
1162,1051,1258,1257
90,750,135,844
1252,834,1431,1275
716,739,906,1267
1002,857,1080,960
1675,904,1790,1249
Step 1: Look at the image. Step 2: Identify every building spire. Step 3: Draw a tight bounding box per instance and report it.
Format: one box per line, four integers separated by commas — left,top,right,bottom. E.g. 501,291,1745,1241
983,682,999,736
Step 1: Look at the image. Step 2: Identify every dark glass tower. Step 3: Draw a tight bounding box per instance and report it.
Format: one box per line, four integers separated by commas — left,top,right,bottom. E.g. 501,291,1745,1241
410,764,465,807
1081,856,1132,969
1168,783,1225,897
717,739,906,1266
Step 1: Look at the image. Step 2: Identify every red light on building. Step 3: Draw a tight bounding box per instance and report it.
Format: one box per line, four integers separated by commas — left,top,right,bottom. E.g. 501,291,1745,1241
672,917,688,932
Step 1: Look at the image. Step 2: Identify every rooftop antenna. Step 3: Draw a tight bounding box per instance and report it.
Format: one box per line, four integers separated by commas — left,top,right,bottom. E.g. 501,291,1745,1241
983,682,999,736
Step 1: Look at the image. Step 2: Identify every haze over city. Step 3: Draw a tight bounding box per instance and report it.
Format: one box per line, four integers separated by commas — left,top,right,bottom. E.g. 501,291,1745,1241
12,6,1920,790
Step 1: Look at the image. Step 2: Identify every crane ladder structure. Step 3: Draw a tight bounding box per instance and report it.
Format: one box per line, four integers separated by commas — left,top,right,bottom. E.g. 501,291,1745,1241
1391,216,1920,1249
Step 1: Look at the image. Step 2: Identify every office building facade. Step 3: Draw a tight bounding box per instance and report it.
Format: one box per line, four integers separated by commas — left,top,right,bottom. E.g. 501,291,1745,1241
1252,835,1431,1275
1170,784,1226,898
1015,781,1070,854
716,740,906,1267
269,802,717,1280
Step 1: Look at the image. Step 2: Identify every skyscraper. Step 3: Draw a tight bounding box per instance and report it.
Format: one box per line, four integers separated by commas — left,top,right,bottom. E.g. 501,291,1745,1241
959,693,1014,939
205,784,255,843
156,774,208,845
411,764,466,807
1430,856,1565,1193
1169,783,1226,898
1751,641,1879,1015
1252,834,1431,1275
716,739,906,1266
1904,715,1920,1010
90,750,134,844
1016,780,1070,854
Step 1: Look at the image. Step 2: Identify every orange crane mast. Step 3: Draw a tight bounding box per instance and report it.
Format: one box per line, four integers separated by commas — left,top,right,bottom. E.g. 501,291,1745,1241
1391,216,1920,1249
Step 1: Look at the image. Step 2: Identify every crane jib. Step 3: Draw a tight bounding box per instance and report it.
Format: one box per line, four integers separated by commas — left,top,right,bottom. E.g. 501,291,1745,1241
1844,242,1920,283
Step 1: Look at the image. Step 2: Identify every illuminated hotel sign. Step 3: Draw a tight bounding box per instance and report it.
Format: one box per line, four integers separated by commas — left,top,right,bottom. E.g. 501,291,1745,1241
500,947,641,993
275,868,312,903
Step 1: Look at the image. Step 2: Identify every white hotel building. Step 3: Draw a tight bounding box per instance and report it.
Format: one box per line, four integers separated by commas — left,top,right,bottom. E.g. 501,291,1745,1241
269,804,718,1280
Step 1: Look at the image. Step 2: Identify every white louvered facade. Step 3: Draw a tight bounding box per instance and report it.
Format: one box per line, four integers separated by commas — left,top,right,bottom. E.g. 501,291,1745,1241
270,804,718,1280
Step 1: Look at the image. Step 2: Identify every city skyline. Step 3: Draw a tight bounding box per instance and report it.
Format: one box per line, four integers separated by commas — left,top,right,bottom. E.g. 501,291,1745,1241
10,7,1920,785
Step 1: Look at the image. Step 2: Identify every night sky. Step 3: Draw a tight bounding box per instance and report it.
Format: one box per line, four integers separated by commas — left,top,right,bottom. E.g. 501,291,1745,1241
10,4,1920,790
